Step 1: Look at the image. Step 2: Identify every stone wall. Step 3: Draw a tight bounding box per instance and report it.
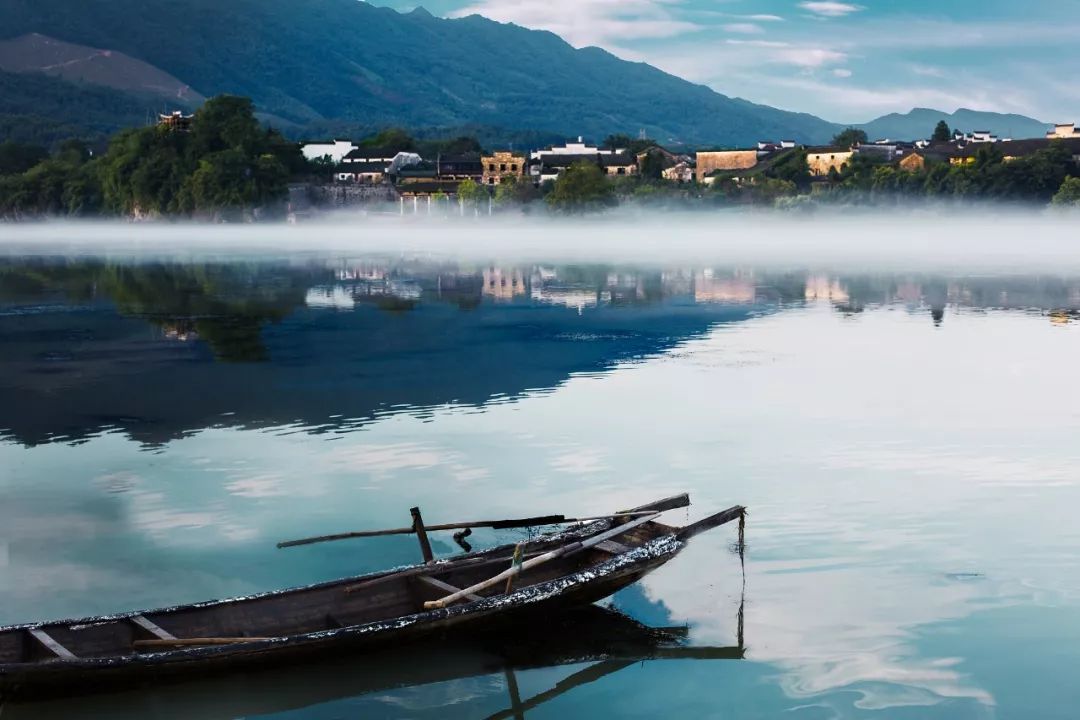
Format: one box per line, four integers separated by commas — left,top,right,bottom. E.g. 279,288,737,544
305,183,400,208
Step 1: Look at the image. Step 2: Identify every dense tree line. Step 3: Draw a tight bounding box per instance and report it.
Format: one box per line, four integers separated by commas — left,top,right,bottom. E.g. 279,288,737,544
0,96,303,220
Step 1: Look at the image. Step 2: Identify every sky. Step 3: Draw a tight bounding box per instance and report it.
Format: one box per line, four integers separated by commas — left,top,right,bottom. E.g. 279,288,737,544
376,0,1080,124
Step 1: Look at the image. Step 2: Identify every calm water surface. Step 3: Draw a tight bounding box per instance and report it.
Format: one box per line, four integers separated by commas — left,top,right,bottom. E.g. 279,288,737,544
1,249,1080,719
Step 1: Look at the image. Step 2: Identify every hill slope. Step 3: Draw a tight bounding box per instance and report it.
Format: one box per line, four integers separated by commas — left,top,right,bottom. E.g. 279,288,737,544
858,108,1048,142
0,0,842,146
0,33,204,104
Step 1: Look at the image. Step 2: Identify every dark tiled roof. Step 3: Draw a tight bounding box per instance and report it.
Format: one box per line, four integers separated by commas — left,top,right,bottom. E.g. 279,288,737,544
337,161,388,173
344,147,398,161
806,146,852,154
538,152,637,169
954,137,1080,158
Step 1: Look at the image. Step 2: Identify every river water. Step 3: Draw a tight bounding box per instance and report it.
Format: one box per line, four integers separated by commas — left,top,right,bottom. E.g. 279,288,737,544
2,229,1080,719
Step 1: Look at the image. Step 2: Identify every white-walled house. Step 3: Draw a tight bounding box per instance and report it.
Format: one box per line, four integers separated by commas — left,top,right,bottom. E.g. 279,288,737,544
530,137,624,161
301,140,357,163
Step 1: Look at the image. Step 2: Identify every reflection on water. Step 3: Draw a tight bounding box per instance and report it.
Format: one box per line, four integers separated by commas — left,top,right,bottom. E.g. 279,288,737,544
2,253,1080,718
6,603,744,720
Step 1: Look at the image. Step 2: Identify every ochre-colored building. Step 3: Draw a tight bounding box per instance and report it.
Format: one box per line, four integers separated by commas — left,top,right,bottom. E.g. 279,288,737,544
806,148,854,177
482,152,526,185
898,153,926,172
695,150,758,183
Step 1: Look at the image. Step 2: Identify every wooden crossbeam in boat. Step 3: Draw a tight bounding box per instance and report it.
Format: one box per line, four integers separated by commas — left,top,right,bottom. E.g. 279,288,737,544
595,540,631,555
28,628,77,660
416,575,483,603
130,615,176,641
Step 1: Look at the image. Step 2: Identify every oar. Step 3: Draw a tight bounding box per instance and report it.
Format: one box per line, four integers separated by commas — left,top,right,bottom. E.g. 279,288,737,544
276,511,660,549
423,512,659,609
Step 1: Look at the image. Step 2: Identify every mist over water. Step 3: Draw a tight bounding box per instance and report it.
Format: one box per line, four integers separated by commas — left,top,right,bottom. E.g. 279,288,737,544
3,211,1080,272
1,217,1079,719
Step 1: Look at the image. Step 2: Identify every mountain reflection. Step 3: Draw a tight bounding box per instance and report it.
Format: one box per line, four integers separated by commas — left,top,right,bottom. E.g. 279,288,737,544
1,256,1079,448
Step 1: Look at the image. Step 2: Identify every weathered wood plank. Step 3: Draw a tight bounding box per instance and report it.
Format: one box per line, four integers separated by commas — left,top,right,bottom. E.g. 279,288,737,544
28,629,76,660
131,615,176,641
595,540,631,555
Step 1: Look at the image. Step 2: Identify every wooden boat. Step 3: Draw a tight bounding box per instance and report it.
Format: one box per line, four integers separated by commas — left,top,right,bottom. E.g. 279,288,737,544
0,494,745,700
6,604,745,719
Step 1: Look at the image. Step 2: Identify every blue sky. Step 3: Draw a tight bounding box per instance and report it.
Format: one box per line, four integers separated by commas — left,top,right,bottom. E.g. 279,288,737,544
376,0,1080,123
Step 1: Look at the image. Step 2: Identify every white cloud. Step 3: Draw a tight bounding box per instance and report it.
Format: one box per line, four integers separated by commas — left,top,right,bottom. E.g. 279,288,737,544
799,1,864,17
774,47,848,68
723,23,765,34
449,0,700,47
833,68,853,78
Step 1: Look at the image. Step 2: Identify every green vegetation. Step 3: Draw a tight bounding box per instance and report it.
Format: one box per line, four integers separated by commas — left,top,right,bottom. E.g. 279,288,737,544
811,142,1079,206
0,70,168,148
546,162,616,213
0,95,300,219
1052,176,1080,206
932,120,952,142
831,128,869,148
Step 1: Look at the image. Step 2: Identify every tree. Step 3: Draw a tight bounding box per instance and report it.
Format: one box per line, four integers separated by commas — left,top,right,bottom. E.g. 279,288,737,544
494,174,539,205
546,162,616,213
361,128,417,153
1052,176,1080,206
639,150,666,180
456,178,486,210
932,120,951,142
0,141,48,175
767,149,811,187
832,127,868,148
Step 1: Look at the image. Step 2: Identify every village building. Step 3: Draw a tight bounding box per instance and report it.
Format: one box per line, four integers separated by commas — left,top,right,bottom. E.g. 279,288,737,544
950,137,1080,165
481,152,526,185
435,155,484,181
806,147,854,177
1047,123,1080,139
530,152,638,184
335,161,388,184
158,111,194,132
662,162,695,183
530,137,623,161
301,140,357,163
695,150,759,183
342,148,399,164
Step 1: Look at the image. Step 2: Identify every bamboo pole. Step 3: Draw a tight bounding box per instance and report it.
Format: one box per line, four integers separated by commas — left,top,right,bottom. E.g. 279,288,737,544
277,511,658,549
423,513,659,610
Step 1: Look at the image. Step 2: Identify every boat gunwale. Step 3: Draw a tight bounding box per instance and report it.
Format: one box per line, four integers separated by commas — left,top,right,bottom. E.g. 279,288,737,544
0,519,618,636
0,532,684,672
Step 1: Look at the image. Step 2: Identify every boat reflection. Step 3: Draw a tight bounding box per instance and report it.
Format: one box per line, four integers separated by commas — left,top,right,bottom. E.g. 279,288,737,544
4,605,745,720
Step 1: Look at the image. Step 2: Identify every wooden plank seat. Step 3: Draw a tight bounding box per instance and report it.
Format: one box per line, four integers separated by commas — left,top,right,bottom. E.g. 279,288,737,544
131,615,176,641
28,628,77,660
595,540,631,555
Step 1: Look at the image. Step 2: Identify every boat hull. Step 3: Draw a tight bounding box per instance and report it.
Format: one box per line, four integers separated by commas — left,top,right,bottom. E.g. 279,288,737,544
1,534,682,700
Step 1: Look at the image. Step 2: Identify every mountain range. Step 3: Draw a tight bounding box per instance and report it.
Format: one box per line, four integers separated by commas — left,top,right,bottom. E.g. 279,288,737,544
0,0,1053,148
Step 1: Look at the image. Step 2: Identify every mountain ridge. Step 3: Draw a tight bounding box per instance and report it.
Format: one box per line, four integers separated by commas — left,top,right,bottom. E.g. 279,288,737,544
0,0,1051,147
